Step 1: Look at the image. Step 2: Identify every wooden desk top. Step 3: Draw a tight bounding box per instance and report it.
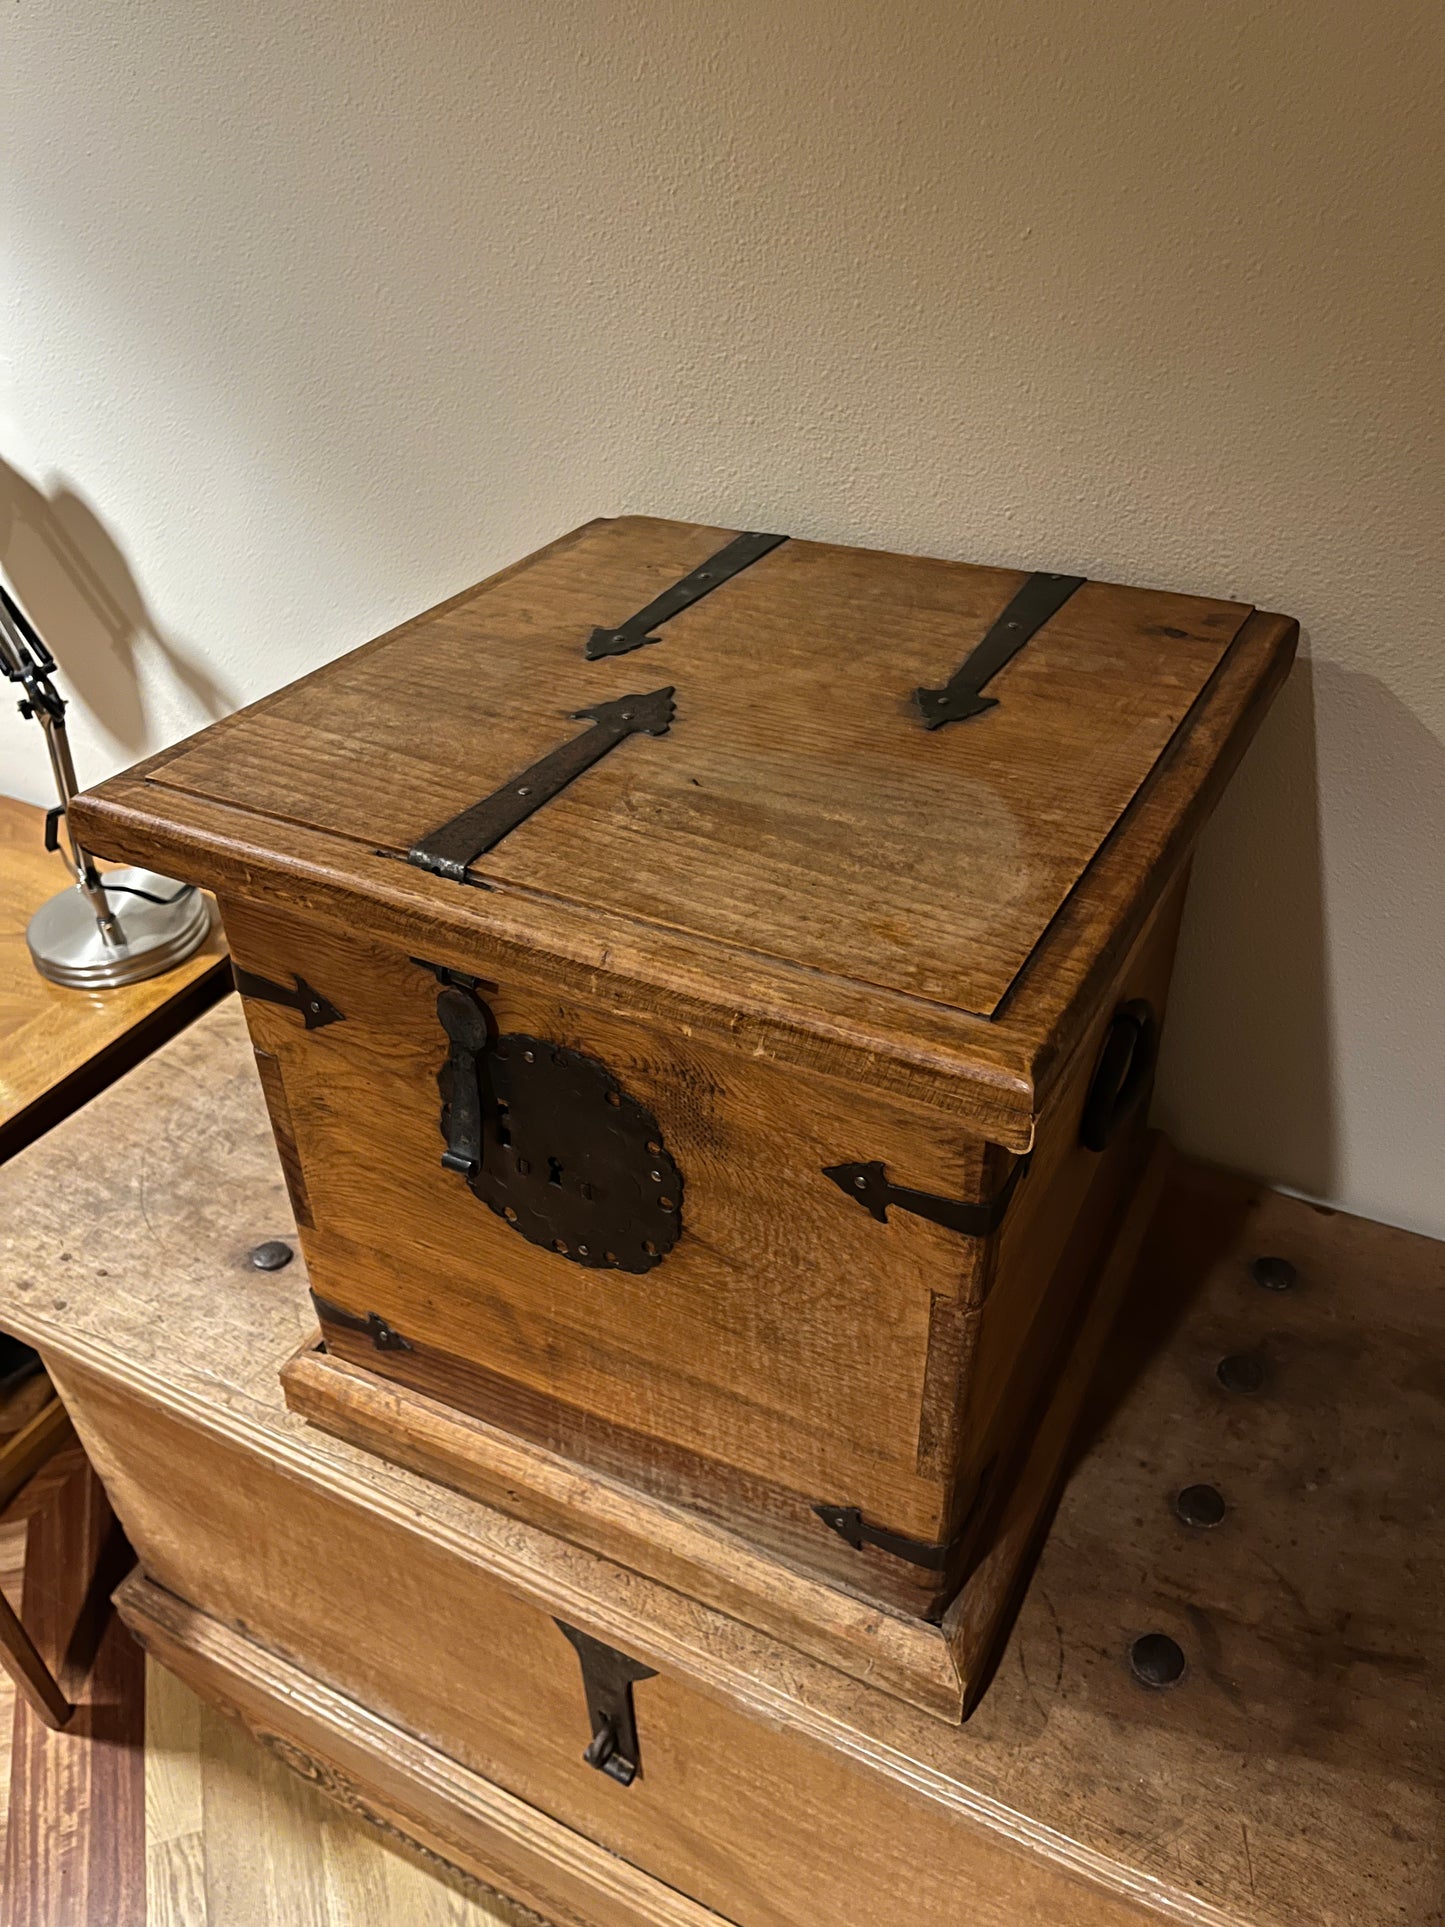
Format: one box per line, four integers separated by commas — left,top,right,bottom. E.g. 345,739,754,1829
0,1000,1440,1927
0,794,229,1160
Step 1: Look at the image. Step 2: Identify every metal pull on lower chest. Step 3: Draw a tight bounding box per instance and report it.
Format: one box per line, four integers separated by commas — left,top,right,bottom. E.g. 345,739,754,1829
555,1621,657,1787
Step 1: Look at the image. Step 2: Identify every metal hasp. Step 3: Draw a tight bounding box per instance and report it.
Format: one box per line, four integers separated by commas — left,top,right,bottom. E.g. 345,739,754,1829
232,966,345,1029
433,979,683,1273
586,530,788,659
554,1621,657,1786
914,570,1086,727
309,1290,412,1353
813,1504,952,1571
407,688,677,882
822,1153,1029,1236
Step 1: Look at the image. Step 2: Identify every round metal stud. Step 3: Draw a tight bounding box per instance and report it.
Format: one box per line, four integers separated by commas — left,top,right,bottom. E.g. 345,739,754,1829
1130,1633,1186,1687
1217,1351,1266,1395
1250,1254,1297,1292
249,1240,293,1272
1175,1483,1226,1528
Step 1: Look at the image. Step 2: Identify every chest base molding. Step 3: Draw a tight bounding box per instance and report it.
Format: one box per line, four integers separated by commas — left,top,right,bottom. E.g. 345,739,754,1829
281,1134,1167,1725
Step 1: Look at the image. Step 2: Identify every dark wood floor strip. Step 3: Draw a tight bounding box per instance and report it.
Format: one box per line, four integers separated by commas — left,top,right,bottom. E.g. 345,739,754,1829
2,1457,145,1927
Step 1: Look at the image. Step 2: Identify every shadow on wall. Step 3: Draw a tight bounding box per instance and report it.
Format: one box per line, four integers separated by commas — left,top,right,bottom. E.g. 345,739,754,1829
0,454,233,750
1158,649,1445,1223
1155,652,1335,1199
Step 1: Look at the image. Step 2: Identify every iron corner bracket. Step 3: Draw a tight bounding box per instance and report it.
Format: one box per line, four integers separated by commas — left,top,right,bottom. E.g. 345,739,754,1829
309,1290,412,1354
813,1505,952,1572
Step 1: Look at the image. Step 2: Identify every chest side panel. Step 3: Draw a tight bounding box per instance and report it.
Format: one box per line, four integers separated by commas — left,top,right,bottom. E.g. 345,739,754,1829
222,896,992,1549
956,873,1191,1498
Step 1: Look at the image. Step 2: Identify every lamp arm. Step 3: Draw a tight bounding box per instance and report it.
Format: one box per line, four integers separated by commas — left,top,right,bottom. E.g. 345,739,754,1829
0,583,123,941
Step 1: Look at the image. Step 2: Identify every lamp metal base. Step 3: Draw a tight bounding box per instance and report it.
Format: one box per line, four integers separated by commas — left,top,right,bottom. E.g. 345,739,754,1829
27,869,212,990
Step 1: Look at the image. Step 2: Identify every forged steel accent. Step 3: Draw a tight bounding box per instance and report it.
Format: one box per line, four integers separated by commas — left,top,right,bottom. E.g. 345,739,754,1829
1175,1483,1226,1528
433,980,682,1273
406,687,676,881
822,1154,1029,1237
555,1621,657,1787
436,985,491,1179
232,966,345,1029
586,530,788,659
813,1504,952,1572
1131,1633,1187,1687
914,570,1086,727
310,1290,412,1353
1216,1351,1266,1395
1079,999,1158,1152
1251,1254,1297,1292
248,1239,294,1272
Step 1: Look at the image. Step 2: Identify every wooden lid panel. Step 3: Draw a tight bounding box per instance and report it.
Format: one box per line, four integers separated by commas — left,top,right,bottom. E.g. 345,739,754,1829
147,518,1251,1017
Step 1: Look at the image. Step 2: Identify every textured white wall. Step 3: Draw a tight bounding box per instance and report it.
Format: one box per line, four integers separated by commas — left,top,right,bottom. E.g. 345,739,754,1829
3,0,1441,1234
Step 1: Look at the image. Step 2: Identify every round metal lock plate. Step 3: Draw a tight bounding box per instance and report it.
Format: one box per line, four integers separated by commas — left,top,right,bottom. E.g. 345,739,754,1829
442,1033,682,1274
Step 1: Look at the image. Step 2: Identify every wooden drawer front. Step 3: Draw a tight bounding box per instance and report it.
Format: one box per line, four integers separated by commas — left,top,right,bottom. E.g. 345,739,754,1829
55,1363,1155,1927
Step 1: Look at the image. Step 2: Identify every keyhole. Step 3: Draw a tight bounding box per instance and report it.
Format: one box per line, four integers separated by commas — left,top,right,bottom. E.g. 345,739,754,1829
496,1097,511,1147
547,1156,564,1187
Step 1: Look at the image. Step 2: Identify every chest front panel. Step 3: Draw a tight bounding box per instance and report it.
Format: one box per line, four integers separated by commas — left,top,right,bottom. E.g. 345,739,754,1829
223,895,994,1557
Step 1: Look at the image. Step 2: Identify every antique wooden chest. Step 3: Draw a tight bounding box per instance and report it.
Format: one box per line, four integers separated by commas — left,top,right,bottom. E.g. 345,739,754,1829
70,516,1295,1716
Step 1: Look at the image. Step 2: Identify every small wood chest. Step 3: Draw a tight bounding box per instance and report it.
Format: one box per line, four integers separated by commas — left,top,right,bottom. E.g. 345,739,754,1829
71,516,1295,1718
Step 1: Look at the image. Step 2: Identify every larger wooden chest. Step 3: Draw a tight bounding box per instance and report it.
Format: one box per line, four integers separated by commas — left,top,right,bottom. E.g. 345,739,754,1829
71,516,1295,1717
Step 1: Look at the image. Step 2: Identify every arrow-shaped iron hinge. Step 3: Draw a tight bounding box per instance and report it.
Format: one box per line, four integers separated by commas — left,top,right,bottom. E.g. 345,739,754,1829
823,1154,1029,1237
233,966,345,1029
586,530,787,659
406,688,676,882
914,570,1085,727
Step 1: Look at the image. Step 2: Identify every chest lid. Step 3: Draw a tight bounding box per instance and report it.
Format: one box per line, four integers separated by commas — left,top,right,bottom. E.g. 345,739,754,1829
73,517,1295,1139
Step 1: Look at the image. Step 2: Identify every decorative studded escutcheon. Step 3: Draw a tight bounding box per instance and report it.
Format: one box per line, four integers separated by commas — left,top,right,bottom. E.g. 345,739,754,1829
434,982,682,1274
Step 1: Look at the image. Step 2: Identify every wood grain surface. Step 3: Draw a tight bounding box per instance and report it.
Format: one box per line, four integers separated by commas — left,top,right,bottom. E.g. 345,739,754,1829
144,1653,529,1927
68,521,1298,1144
0,1001,1439,1927
223,821,1183,1630
0,794,230,1162
140,519,1249,1016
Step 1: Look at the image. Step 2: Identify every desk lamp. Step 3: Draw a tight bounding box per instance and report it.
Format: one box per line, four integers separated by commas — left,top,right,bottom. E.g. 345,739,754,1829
1,581,211,987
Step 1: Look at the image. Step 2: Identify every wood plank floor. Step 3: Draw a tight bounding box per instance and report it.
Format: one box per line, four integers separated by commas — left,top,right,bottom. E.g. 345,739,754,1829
0,1509,532,1926
144,1660,532,1927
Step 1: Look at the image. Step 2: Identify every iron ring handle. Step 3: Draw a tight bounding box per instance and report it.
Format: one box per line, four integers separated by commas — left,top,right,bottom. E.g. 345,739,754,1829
1079,998,1158,1152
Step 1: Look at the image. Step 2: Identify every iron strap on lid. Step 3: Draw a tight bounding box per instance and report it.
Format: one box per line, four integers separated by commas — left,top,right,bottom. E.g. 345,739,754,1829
407,687,676,882
914,570,1086,727
586,530,787,659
